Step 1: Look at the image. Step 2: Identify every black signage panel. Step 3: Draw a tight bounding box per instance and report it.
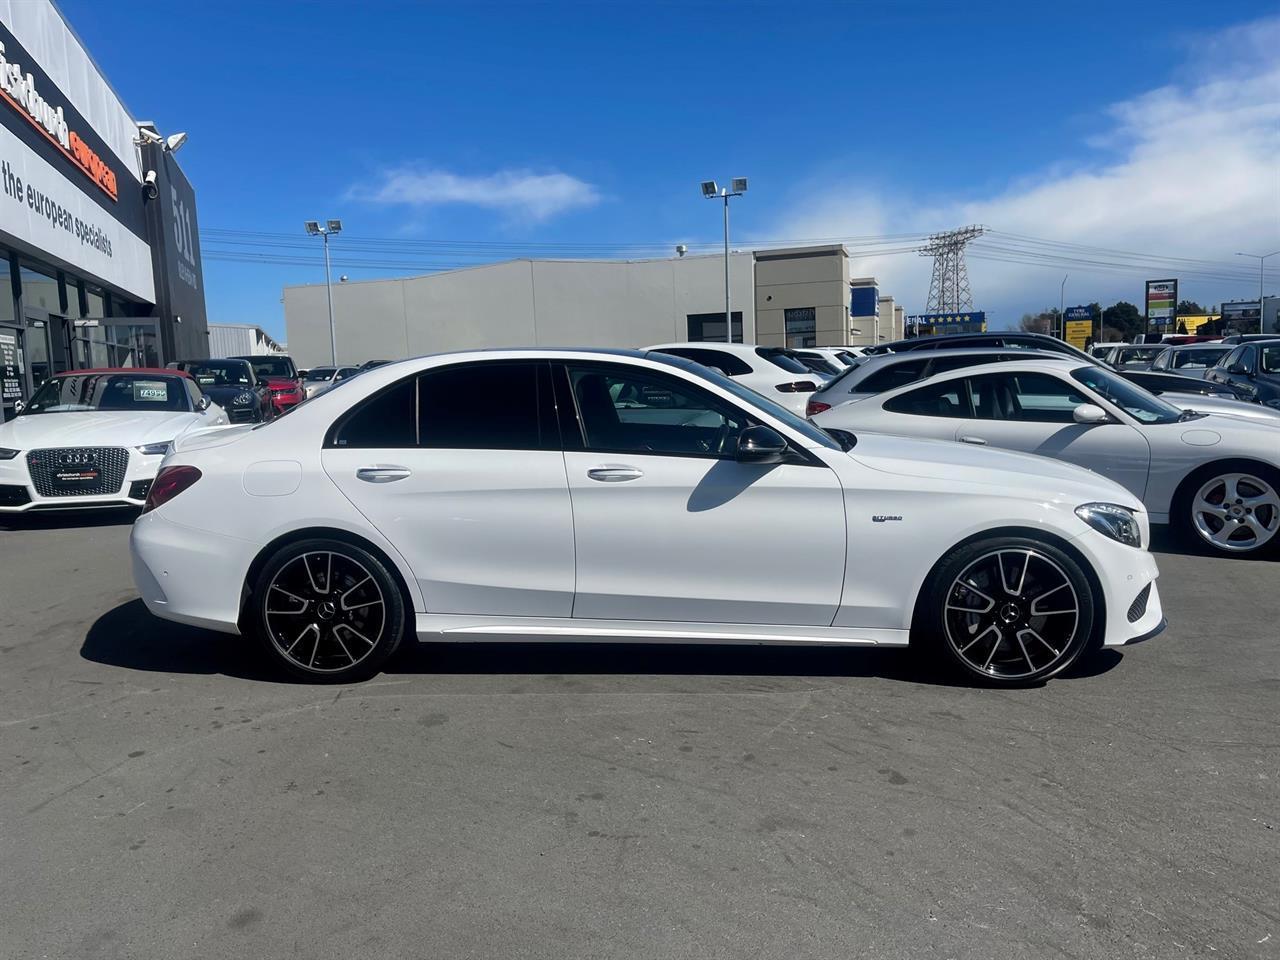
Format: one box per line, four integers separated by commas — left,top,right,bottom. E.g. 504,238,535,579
142,141,208,360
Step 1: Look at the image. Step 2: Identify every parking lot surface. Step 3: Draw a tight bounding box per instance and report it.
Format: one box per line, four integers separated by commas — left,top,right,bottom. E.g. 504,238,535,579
1,512,1276,960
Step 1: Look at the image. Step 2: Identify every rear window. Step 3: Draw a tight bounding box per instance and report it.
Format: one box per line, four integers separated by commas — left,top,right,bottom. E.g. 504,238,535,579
755,347,810,375
859,359,928,393
654,347,753,377
239,356,297,379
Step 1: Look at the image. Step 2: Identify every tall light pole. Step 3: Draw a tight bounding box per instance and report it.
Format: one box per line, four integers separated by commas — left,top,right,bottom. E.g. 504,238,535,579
1236,251,1280,333
305,219,343,364
701,178,747,342
1059,274,1068,339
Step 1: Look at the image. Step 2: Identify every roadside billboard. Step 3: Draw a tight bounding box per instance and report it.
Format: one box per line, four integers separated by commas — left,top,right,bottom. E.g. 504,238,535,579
1145,279,1177,328
1063,305,1094,348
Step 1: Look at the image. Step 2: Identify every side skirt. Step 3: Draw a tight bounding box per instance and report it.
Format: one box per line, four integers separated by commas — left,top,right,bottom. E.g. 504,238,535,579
415,613,909,647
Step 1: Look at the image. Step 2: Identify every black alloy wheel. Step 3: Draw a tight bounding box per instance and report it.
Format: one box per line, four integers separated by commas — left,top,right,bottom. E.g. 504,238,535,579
919,536,1097,686
253,539,406,682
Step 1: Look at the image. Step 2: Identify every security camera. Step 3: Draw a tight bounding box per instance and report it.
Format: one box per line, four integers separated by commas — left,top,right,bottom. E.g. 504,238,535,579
143,170,158,200
135,124,164,145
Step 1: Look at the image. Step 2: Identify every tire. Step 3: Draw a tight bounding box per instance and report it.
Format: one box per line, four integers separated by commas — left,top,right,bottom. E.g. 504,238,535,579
915,536,1098,687
1174,461,1280,558
251,538,406,683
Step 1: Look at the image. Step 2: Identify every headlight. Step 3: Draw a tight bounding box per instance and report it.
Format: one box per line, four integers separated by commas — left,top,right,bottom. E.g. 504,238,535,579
234,392,253,405
1075,502,1142,547
0,447,18,460
135,441,174,456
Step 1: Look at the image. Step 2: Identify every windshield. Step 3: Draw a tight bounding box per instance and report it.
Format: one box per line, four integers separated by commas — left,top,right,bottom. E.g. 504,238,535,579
185,360,252,386
1071,366,1182,424
305,368,337,381
756,347,811,375
1116,346,1163,364
22,373,191,414
1172,348,1229,370
654,355,842,450
238,356,296,379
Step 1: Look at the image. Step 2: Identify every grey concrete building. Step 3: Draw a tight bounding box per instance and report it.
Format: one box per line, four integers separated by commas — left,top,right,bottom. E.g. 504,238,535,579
283,244,897,368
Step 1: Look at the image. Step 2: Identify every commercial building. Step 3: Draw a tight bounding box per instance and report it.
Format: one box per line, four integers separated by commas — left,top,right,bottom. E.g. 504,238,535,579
208,322,285,358
283,244,903,368
0,0,207,422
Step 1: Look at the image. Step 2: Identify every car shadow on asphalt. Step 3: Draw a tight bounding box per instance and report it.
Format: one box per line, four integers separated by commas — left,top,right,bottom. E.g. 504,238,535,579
0,508,139,532
1147,527,1278,562
82,598,1123,688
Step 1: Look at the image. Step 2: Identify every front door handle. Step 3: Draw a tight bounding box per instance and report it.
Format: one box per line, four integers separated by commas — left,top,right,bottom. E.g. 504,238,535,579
587,465,644,483
958,436,987,446
356,465,412,483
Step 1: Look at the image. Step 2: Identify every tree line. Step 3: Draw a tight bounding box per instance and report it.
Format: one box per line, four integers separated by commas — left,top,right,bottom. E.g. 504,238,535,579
1018,300,1209,341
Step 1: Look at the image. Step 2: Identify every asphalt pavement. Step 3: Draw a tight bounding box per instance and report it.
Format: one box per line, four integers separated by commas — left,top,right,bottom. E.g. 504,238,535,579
0,511,1276,959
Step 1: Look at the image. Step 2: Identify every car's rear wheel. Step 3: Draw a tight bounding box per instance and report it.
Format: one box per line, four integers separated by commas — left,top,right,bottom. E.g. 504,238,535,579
1180,464,1280,557
252,539,405,682
917,536,1097,687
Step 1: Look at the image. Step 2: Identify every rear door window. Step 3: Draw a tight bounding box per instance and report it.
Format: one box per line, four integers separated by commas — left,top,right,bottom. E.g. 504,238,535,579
883,380,972,417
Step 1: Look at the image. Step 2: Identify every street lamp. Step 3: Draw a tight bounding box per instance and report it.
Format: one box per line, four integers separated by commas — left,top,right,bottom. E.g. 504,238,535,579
701,178,748,343
305,219,343,364
1059,274,1068,340
1235,251,1280,333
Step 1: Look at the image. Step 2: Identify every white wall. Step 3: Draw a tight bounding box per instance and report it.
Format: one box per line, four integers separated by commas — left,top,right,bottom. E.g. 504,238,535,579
282,254,756,369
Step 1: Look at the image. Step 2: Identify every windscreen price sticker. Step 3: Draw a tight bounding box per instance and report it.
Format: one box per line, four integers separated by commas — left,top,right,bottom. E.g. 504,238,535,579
132,381,168,402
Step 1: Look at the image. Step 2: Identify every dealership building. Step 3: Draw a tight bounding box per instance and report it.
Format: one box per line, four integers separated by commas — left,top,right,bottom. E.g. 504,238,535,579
283,244,905,369
0,0,207,422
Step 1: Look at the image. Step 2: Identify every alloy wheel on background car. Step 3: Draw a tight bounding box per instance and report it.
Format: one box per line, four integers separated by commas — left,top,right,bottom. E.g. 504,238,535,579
1190,472,1280,554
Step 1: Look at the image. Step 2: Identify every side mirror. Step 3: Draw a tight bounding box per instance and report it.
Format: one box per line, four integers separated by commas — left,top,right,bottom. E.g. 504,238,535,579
197,395,211,411
735,425,788,464
1229,363,1250,376
13,400,24,414
1072,403,1109,425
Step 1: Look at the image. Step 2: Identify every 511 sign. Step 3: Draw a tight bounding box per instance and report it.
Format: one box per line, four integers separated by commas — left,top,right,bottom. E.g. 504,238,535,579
170,185,197,290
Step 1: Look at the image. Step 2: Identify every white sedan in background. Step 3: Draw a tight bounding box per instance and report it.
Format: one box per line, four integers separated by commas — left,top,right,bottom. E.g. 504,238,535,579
303,366,359,399
644,342,826,415
132,348,1163,687
813,358,1280,556
0,368,227,512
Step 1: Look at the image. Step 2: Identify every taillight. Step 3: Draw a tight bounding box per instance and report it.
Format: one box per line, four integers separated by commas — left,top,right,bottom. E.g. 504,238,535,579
143,465,202,513
806,399,831,416
776,380,819,393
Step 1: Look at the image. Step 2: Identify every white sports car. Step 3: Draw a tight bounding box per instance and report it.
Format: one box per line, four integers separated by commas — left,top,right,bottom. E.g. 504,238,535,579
0,368,227,512
131,349,1163,687
812,358,1280,556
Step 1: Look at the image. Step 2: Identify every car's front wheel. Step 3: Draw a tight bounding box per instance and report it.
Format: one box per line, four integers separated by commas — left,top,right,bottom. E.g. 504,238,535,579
917,536,1097,687
251,538,406,682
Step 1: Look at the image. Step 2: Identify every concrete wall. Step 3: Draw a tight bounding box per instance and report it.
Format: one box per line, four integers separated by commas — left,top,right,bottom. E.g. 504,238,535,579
283,253,755,368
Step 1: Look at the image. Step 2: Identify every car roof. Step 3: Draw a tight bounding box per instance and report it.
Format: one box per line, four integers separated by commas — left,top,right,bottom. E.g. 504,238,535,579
646,342,782,357
877,357,1085,388
1165,342,1231,350
53,367,190,379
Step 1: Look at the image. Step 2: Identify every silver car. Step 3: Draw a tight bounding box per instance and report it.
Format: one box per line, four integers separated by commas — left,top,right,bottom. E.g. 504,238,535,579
1149,343,1233,379
812,358,1280,556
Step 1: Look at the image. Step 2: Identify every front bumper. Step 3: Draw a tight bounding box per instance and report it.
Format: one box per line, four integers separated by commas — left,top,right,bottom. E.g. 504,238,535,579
0,449,163,512
1071,527,1166,647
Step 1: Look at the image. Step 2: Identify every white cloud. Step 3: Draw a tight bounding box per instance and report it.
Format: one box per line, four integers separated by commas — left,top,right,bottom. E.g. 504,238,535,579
351,167,601,222
769,16,1280,322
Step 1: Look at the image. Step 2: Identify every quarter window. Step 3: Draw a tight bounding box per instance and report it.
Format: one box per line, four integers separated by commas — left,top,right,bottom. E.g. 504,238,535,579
883,380,971,417
330,377,417,448
566,364,749,457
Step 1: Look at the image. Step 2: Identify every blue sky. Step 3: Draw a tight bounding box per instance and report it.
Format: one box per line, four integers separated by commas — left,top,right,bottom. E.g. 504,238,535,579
63,0,1280,337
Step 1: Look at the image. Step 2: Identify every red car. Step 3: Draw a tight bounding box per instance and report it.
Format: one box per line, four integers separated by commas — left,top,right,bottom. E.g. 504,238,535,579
231,355,304,414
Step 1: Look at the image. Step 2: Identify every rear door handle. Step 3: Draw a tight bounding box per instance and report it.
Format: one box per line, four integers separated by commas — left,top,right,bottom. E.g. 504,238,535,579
587,465,644,482
958,436,987,446
356,465,412,483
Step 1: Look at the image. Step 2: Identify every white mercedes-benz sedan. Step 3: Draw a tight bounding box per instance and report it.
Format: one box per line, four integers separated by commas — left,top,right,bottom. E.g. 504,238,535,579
0,368,227,513
812,358,1280,556
130,349,1164,686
